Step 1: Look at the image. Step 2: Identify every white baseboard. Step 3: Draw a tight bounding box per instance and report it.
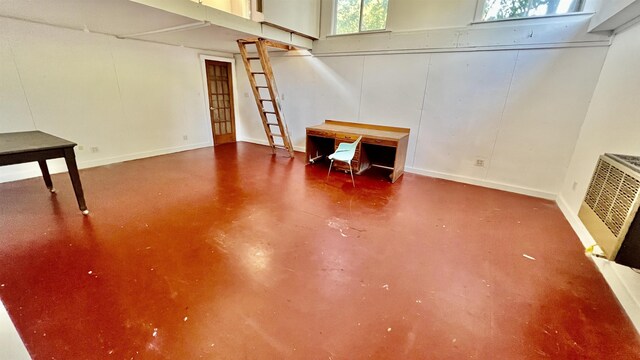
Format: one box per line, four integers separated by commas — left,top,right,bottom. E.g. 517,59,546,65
556,195,596,248
241,138,556,200
405,166,557,200
557,194,640,334
0,141,212,183
238,137,305,153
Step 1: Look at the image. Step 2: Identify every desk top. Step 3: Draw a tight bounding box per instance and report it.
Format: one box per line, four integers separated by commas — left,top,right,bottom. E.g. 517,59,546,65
307,120,410,141
0,131,76,156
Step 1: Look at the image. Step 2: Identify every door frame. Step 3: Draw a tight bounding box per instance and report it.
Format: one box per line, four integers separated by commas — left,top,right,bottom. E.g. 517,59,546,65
199,54,240,146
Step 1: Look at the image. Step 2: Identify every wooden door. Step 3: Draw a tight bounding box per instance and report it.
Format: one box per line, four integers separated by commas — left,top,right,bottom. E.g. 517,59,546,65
205,60,236,145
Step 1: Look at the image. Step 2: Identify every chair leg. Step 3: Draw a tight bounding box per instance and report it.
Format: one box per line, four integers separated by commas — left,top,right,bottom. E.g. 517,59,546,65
349,163,355,187
326,160,334,181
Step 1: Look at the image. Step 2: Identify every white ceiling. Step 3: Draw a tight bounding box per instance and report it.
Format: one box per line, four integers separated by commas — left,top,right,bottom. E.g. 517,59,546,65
0,0,255,53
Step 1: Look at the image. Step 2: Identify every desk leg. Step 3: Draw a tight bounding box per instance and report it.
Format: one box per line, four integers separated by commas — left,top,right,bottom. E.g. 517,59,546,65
63,148,89,215
37,160,56,193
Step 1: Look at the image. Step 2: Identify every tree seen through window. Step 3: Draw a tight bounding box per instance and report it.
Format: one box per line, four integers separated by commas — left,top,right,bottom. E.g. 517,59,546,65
335,0,389,35
482,0,583,21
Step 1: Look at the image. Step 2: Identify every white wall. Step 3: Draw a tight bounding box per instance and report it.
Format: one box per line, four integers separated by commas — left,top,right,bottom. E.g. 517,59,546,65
231,1,612,199
0,17,227,183
262,0,320,38
194,0,250,18
235,44,607,198
557,21,640,331
387,0,477,31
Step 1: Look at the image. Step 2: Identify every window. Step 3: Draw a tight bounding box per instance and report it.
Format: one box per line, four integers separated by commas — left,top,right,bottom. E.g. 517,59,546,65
479,0,583,22
334,0,389,35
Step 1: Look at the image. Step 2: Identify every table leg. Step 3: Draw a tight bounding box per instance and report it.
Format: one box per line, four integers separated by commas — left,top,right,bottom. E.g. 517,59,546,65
37,160,56,193
63,148,89,215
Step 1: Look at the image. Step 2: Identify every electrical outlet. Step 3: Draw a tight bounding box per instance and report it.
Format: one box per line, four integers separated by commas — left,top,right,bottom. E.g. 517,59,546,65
475,159,485,167
572,181,578,190
244,92,249,98
91,147,99,153
183,135,188,141
78,145,84,151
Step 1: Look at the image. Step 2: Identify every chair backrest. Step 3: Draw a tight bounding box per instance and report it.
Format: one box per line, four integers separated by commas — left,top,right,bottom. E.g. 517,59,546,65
343,136,362,155
330,136,362,162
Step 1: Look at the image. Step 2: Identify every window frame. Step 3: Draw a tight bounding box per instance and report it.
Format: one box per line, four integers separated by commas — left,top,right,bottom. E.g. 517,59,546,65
333,0,389,35
474,0,586,23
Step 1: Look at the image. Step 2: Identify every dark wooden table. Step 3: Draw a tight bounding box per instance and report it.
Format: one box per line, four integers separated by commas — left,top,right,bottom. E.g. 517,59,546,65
0,131,89,214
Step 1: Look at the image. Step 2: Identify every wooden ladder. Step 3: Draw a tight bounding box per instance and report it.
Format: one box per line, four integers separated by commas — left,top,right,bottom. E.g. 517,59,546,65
237,38,295,158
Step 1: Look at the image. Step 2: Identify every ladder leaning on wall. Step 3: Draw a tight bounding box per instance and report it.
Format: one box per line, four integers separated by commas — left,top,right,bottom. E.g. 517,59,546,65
237,38,295,158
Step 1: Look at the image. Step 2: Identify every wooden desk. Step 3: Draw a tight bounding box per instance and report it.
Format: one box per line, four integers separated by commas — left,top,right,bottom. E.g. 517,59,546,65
306,120,410,183
0,131,89,214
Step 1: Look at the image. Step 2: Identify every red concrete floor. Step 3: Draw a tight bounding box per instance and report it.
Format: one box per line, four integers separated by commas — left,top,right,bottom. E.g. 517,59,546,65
0,142,639,359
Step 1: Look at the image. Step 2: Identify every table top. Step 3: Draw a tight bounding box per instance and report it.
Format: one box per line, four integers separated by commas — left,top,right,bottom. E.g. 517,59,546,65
0,131,76,156
307,120,410,141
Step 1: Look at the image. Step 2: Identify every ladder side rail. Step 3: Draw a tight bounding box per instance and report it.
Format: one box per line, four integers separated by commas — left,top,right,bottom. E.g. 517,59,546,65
255,40,294,157
237,40,276,152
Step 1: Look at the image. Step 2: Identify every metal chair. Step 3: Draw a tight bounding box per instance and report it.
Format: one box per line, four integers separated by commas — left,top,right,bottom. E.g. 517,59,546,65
327,136,362,187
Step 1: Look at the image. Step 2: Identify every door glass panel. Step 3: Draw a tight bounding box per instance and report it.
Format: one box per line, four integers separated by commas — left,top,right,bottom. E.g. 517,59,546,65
206,61,234,144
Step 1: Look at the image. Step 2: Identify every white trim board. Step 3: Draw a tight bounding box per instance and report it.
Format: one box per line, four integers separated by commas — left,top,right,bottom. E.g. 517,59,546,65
0,142,212,184
0,300,31,360
557,195,640,334
405,166,556,200
237,137,305,153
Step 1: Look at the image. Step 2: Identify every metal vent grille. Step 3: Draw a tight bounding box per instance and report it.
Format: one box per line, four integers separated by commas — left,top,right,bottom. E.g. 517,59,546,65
584,158,640,236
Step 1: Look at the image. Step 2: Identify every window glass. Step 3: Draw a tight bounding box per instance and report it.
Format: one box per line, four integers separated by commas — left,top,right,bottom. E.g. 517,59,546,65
361,0,389,32
481,0,583,21
335,0,388,34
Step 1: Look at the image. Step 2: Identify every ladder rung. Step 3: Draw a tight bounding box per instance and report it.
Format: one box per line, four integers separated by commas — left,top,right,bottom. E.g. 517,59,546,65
266,123,279,126
251,72,265,75
247,57,260,60
255,85,268,88
259,99,272,102
273,145,288,149
270,134,283,138
263,111,276,114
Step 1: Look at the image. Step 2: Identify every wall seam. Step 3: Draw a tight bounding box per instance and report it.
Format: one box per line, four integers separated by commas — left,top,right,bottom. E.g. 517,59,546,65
8,41,37,130
557,39,615,210
484,50,520,180
108,40,128,148
410,55,432,167
356,56,366,121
